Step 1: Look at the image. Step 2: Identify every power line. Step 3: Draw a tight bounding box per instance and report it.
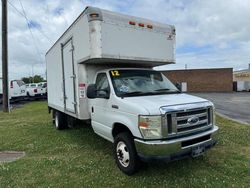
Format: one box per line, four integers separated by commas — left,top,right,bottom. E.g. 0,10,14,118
18,0,44,64
8,0,25,17
8,0,52,43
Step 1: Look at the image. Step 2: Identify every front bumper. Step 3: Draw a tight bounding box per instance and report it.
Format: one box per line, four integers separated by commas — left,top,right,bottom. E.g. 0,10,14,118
34,93,46,98
134,125,219,161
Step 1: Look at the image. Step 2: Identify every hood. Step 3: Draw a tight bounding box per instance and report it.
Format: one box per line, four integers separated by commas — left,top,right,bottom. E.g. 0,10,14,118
121,93,209,115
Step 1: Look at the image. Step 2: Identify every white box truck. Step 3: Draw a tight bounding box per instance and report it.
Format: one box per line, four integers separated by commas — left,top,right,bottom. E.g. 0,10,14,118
46,6,218,175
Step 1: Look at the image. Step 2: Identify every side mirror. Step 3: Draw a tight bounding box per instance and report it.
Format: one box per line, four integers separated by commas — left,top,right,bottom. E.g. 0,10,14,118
87,84,97,99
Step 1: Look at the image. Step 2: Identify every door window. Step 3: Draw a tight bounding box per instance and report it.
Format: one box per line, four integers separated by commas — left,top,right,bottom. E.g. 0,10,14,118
95,73,110,98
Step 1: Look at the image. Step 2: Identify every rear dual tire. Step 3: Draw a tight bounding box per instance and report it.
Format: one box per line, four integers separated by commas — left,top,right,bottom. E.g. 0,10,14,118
53,110,77,130
54,111,67,130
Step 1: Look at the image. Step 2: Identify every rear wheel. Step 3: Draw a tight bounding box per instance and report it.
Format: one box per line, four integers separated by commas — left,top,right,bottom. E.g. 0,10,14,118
114,132,140,175
54,111,67,130
67,116,77,128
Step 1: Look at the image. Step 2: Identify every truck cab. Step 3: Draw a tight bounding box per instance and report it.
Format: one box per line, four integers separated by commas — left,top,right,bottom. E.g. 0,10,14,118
86,68,218,174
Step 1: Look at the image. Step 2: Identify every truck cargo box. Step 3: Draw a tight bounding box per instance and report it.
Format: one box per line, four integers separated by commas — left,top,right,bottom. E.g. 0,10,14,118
46,6,176,66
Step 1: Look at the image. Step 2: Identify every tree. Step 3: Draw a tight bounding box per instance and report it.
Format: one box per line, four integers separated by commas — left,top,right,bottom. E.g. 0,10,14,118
21,75,45,84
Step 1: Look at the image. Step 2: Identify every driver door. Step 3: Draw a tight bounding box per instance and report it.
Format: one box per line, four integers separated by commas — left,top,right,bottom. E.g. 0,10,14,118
90,73,112,141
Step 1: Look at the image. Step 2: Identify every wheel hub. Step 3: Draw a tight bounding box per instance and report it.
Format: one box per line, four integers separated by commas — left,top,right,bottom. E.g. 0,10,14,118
55,114,59,128
116,141,130,167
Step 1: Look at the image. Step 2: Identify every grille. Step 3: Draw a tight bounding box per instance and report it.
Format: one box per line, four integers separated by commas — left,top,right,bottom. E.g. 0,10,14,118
165,107,212,136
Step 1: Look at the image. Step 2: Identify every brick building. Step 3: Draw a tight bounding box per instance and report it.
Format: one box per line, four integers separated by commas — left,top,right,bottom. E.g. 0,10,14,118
162,68,233,92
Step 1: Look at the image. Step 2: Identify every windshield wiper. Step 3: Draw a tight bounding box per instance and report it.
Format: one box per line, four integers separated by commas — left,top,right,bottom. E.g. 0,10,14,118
120,91,144,96
120,91,158,97
154,88,170,92
154,88,181,93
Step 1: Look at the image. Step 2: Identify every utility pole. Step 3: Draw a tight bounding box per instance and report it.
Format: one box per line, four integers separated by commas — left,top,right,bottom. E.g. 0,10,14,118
2,0,9,112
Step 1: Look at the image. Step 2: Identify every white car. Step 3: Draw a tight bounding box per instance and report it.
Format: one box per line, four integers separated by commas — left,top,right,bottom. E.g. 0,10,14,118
26,83,46,99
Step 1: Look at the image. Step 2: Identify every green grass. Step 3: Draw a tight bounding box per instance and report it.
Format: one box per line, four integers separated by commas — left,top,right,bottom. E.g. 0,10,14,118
0,101,250,188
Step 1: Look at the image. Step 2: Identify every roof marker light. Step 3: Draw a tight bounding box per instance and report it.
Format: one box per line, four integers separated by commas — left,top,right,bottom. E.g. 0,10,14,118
89,13,99,18
147,24,153,29
138,23,145,27
129,21,136,25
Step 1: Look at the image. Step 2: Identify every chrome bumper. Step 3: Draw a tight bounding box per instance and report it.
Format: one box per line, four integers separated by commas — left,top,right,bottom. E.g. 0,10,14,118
134,125,219,161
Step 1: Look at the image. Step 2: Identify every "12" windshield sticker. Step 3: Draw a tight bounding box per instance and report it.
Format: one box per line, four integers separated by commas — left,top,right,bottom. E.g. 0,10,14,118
111,70,120,77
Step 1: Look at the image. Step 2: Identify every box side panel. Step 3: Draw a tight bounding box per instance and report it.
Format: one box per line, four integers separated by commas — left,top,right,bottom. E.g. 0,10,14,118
100,22,175,64
46,15,91,118
72,16,92,119
77,64,90,119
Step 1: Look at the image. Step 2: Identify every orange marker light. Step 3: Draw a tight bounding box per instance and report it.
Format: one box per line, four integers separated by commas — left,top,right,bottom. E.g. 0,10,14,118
139,122,149,128
138,23,145,27
147,25,153,29
129,21,136,25
89,13,99,18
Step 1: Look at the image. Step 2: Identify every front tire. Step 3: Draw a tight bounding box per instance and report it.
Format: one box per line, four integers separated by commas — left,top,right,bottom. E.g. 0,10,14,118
114,132,140,175
54,111,67,130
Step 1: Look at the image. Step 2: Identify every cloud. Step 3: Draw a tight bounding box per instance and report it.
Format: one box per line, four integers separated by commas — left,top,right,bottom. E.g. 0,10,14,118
28,20,41,29
0,0,250,80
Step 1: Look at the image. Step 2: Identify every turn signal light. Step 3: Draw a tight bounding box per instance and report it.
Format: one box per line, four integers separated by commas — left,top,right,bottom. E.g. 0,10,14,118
139,122,149,128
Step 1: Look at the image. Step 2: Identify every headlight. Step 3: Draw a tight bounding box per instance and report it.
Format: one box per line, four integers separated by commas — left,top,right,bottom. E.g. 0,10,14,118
138,115,162,139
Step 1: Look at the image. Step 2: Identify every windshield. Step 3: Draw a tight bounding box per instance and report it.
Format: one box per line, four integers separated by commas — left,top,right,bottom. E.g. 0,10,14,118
16,80,25,87
109,69,179,97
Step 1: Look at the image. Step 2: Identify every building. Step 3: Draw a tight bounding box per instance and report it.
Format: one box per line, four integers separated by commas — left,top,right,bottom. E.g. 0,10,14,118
233,64,250,91
162,68,233,92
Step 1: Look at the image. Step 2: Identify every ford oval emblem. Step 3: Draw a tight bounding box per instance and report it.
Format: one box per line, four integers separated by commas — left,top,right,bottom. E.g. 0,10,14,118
188,116,199,125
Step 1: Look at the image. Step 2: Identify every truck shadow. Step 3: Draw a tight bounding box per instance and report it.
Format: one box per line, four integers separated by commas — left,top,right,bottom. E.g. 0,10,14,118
64,122,114,158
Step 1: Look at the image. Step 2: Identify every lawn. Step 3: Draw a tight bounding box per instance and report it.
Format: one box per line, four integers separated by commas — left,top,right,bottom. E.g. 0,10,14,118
0,101,250,187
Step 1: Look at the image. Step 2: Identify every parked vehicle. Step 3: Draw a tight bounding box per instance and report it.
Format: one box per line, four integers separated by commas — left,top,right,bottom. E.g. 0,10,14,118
26,83,46,99
39,82,47,97
0,79,27,103
46,6,218,175
9,80,26,102
1,78,27,103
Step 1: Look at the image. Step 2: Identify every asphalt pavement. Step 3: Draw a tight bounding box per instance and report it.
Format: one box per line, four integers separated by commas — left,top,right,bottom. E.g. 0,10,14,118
193,92,250,124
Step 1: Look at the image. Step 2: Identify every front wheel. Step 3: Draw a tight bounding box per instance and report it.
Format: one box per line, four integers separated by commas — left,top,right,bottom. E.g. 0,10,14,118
114,132,140,175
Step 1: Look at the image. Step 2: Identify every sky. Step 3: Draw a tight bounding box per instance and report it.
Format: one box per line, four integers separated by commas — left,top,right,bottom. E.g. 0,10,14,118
0,0,250,79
